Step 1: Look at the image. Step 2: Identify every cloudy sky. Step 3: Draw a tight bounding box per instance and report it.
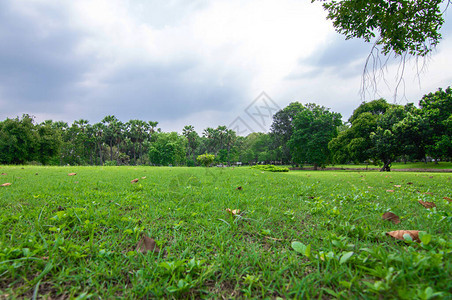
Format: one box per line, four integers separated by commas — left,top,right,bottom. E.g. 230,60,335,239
1,0,451,134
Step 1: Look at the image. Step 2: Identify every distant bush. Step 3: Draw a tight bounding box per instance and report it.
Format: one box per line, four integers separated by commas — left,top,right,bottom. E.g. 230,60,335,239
104,160,117,166
251,164,289,172
197,153,215,167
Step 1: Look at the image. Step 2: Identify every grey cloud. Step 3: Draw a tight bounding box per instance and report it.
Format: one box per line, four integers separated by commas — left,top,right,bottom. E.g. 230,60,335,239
286,37,370,80
83,61,245,123
0,2,90,114
290,11,452,82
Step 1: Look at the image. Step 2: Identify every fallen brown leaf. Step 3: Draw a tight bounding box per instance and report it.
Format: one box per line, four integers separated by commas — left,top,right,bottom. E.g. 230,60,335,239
136,235,164,254
382,212,401,224
226,208,241,216
444,197,451,203
131,179,139,183
68,173,76,176
386,230,421,242
407,182,413,185
236,186,243,190
418,200,436,209
1,183,12,187
386,190,395,193
1,173,6,175
423,192,433,195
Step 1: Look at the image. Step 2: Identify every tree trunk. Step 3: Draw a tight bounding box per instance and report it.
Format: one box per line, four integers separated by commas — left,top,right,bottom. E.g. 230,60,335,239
98,142,103,165
380,159,391,172
110,142,113,161
132,143,136,165
139,142,143,165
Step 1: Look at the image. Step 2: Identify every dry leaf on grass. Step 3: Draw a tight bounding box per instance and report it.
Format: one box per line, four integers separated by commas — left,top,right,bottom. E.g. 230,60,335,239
136,235,165,254
386,230,421,242
1,183,12,187
236,186,243,190
423,192,433,195
418,200,436,209
407,182,413,185
131,179,139,183
382,212,401,224
386,190,395,193
394,185,402,188
68,173,76,176
226,208,241,216
1,173,6,175
141,176,146,179
444,197,451,203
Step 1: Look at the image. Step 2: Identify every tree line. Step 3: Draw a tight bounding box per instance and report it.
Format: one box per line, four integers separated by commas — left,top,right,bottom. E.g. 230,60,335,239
0,86,450,170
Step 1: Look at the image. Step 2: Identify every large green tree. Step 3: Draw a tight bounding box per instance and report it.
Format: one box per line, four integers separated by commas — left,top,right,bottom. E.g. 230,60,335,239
148,132,186,166
289,104,342,169
329,99,392,164
35,121,62,165
269,102,305,164
183,125,200,165
101,115,124,163
419,86,452,159
0,115,38,164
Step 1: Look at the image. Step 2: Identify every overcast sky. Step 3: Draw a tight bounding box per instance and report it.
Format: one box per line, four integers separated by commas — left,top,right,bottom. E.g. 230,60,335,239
1,0,451,134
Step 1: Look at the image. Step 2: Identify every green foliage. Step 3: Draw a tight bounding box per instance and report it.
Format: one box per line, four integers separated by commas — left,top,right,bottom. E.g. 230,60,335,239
420,86,452,158
251,164,289,172
289,103,342,168
0,115,61,165
270,102,305,164
0,86,451,167
196,153,215,167
370,106,408,171
148,132,186,166
182,125,200,165
317,0,446,56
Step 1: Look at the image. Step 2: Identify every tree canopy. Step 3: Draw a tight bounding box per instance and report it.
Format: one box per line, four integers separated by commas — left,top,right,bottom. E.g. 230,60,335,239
316,0,447,56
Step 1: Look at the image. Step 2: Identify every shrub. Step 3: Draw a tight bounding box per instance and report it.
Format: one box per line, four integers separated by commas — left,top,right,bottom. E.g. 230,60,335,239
197,153,215,167
251,164,289,172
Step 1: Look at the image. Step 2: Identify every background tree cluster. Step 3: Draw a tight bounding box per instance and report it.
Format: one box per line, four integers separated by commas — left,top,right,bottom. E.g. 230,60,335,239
0,86,450,169
329,87,452,170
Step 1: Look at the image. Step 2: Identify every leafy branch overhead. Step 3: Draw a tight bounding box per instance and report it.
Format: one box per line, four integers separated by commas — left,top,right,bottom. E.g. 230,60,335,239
314,0,447,56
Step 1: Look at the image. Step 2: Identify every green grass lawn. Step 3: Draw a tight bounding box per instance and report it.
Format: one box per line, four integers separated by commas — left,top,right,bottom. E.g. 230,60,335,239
0,166,451,299
326,162,452,170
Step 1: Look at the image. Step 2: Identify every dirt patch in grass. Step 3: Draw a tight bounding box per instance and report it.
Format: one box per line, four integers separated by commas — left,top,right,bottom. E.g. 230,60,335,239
205,279,240,299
